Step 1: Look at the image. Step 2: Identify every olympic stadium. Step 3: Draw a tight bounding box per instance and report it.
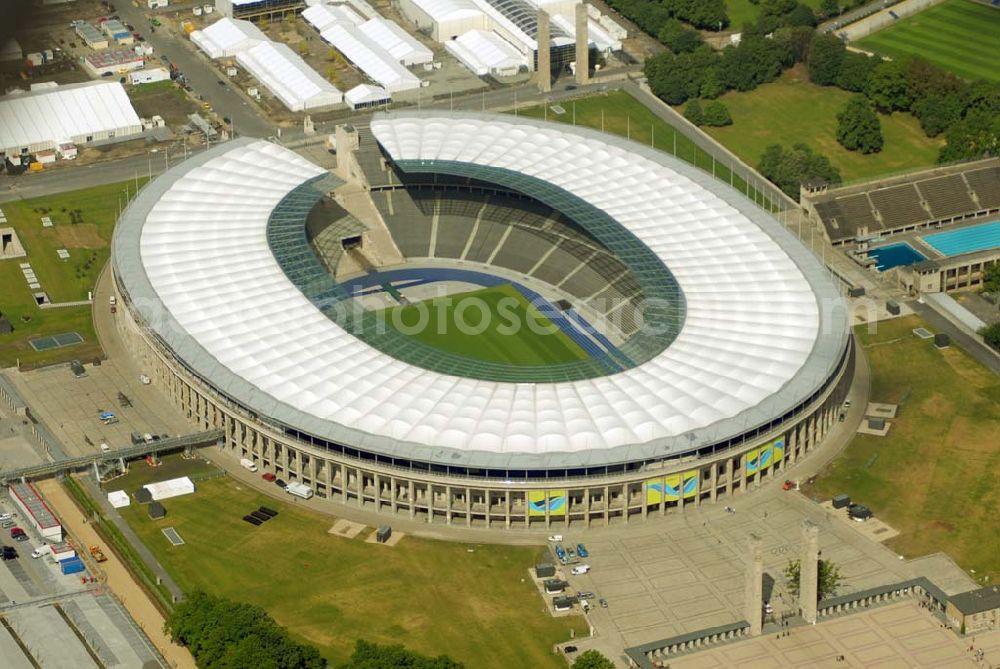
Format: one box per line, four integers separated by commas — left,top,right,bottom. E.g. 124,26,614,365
110,112,854,528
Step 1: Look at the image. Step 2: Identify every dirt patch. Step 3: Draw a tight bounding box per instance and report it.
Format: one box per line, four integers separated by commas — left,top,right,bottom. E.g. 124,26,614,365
55,224,105,249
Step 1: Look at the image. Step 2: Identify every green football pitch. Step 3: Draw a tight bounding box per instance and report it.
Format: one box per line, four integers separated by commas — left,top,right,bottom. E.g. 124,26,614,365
855,0,1000,83
386,284,588,365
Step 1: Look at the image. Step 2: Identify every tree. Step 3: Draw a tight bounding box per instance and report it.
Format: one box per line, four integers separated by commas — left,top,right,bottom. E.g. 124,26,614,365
700,68,725,99
658,18,704,53
572,650,615,669
982,264,1000,294
784,559,844,600
757,143,842,198
982,323,1000,353
684,98,705,125
785,2,818,27
819,0,839,18
341,640,464,669
703,100,733,126
807,32,846,86
166,592,325,669
836,95,883,153
645,53,691,105
669,0,729,30
866,59,913,112
835,51,876,92
912,93,964,137
938,108,1000,163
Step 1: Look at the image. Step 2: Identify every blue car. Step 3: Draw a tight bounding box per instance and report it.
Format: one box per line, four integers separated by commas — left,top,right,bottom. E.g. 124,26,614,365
554,544,567,562
576,543,589,558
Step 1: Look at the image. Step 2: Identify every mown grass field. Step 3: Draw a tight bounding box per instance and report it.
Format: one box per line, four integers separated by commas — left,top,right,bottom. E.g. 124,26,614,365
703,65,943,182
855,0,1000,83
0,179,145,368
388,284,588,365
118,473,586,667
808,316,1000,583
518,91,778,207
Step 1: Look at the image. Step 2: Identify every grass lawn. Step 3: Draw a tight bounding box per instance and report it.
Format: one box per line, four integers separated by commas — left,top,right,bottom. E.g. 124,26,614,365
127,80,200,126
807,316,1000,583
855,0,1000,83
702,65,944,182
518,91,777,208
0,179,144,369
118,474,586,667
388,284,588,365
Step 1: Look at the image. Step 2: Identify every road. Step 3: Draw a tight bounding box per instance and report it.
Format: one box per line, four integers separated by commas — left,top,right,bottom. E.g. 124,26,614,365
113,2,274,137
35,478,197,669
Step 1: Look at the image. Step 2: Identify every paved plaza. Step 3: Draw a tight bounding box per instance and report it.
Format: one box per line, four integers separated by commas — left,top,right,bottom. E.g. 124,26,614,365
670,601,1000,669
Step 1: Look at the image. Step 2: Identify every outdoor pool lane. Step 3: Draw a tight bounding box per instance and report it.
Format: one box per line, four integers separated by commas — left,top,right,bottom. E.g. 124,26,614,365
868,243,926,271
922,220,1000,257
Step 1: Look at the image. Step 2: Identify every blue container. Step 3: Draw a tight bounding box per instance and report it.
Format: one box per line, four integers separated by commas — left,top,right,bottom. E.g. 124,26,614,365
60,556,85,575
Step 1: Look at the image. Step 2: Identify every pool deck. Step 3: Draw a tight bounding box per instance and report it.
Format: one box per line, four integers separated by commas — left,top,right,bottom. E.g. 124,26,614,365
898,214,1000,262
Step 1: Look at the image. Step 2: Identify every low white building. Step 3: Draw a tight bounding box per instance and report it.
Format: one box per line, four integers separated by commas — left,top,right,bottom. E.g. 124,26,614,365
128,67,171,85
345,83,391,109
399,0,485,41
142,476,196,501
319,23,422,93
107,490,131,508
82,48,145,77
0,81,142,158
358,17,434,67
7,482,62,542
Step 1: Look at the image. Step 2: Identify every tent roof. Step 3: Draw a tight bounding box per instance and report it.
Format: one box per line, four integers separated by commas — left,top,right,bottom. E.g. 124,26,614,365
444,29,524,75
235,41,343,111
302,3,365,31
357,17,434,64
407,0,483,22
319,24,421,92
0,81,140,151
190,18,267,58
345,83,391,105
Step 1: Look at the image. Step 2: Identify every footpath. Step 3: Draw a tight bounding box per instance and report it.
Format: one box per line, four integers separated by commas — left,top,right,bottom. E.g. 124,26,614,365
35,479,197,669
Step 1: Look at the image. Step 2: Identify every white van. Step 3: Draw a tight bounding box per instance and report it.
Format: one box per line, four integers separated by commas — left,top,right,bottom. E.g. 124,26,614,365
581,599,590,612
31,545,51,559
240,458,258,472
571,564,591,575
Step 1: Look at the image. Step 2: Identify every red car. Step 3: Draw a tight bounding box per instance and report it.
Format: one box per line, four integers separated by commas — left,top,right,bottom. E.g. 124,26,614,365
262,472,276,482
782,480,794,491
10,527,25,538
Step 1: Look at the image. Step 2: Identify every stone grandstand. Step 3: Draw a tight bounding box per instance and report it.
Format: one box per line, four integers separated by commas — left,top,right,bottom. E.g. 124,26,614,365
369,187,646,337
803,158,1000,246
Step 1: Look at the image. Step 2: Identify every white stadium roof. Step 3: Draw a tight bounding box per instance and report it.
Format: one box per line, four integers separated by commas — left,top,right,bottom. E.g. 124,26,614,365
0,81,140,153
235,42,343,111
190,18,267,59
319,24,422,92
444,29,524,75
358,17,434,66
114,116,847,470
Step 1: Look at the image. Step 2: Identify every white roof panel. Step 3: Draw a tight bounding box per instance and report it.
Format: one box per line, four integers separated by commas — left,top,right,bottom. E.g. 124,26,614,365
0,81,140,151
190,18,266,58
445,29,524,75
117,118,846,466
302,3,365,31
235,41,343,111
357,17,433,65
408,0,483,22
345,83,391,105
319,24,422,92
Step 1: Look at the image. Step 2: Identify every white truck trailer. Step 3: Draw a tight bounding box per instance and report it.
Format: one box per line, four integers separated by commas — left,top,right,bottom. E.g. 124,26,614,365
285,482,313,499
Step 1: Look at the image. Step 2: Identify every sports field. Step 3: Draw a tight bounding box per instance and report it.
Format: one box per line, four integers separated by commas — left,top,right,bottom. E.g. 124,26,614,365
387,284,588,365
0,179,145,369
703,65,943,182
855,0,1000,83
116,472,586,667
808,316,1000,584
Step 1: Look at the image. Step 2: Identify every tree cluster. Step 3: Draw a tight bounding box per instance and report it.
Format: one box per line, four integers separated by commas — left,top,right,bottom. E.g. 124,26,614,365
836,95,883,153
981,322,1000,353
166,592,325,669
757,143,842,198
605,0,727,38
784,559,844,600
571,650,616,669
340,640,463,669
806,33,1000,162
684,99,733,127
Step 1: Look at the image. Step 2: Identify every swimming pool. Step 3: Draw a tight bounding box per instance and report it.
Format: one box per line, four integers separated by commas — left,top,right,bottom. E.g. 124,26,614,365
922,220,1000,257
868,243,927,271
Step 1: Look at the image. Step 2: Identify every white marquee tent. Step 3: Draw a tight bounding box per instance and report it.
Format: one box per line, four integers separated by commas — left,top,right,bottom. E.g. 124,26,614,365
236,41,343,111
302,3,365,31
345,83,391,109
107,490,130,509
190,18,267,59
143,477,196,501
444,29,524,76
357,17,434,66
0,81,142,156
319,24,422,92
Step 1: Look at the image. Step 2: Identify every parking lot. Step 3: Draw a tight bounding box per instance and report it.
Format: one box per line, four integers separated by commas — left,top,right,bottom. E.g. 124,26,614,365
548,490,979,658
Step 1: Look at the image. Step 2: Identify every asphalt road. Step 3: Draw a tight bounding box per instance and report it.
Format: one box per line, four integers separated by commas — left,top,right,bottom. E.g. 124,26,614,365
112,3,274,137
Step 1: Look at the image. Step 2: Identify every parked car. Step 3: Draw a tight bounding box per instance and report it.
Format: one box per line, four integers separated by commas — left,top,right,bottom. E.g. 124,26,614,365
2,546,16,560
570,564,590,575
275,479,287,489
848,503,873,521
782,480,794,491
0,513,12,522
764,602,774,614
563,646,577,654
577,591,594,599
554,544,567,562
1,521,14,529
576,543,589,558
547,534,563,542
599,598,608,608
262,472,276,482
9,527,24,538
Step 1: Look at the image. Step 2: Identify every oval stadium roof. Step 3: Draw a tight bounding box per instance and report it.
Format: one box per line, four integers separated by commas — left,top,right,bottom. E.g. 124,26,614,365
113,115,848,471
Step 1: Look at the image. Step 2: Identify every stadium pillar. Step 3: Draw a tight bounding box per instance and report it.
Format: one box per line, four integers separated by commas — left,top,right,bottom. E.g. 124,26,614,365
409,480,416,519
745,534,764,636
536,9,552,93
466,487,472,526
800,520,820,624
575,3,589,86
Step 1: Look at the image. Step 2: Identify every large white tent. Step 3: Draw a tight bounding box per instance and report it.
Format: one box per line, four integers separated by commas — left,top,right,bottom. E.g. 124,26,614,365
190,18,267,59
319,24,422,92
143,477,196,501
0,81,142,156
398,0,486,41
358,17,433,66
302,3,365,31
444,29,524,76
236,41,343,111
107,490,130,509
345,83,391,109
